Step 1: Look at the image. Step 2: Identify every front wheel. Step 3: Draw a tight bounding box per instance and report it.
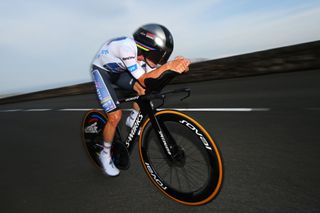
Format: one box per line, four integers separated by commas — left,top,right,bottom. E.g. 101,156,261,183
138,110,223,206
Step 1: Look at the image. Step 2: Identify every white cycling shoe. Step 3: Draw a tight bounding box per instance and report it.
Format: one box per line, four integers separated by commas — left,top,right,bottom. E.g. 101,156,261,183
99,149,120,177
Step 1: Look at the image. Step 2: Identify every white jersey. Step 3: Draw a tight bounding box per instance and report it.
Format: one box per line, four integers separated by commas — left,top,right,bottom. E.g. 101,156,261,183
92,36,154,79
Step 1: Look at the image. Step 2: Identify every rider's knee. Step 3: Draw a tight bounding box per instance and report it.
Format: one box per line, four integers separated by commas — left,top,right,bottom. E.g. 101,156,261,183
107,110,122,127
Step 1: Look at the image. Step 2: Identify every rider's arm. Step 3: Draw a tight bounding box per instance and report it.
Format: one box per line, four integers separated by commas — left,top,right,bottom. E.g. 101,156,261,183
137,63,169,86
118,43,190,86
138,57,191,87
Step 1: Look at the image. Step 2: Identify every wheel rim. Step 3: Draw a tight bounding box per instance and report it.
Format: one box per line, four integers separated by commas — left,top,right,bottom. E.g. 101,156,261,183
139,110,223,205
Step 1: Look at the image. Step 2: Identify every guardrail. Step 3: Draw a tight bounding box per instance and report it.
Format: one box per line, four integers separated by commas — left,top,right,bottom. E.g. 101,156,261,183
1,40,319,105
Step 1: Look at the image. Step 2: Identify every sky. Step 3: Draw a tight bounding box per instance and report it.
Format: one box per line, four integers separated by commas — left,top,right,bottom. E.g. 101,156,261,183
1,0,320,96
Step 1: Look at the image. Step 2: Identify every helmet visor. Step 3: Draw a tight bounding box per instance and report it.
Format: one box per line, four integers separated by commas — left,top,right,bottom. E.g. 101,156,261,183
146,50,167,66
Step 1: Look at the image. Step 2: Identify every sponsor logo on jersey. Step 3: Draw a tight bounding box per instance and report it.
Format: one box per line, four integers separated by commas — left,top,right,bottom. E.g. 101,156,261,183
128,64,138,72
95,50,109,58
122,56,135,61
101,50,109,55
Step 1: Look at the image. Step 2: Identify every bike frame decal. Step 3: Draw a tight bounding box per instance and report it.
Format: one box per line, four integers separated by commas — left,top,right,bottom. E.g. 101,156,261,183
144,162,168,190
125,112,144,150
84,112,107,134
91,114,106,124
88,118,98,123
84,122,100,134
124,96,139,102
158,130,172,156
179,120,213,151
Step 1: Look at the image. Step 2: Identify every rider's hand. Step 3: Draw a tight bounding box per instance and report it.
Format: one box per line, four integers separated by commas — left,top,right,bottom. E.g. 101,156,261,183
167,56,191,74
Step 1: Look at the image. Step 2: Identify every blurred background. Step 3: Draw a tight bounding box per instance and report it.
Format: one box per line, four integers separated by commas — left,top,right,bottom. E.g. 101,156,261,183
1,0,320,97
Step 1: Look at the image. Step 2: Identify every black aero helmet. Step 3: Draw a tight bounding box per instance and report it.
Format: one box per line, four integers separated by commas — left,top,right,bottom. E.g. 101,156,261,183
133,23,174,66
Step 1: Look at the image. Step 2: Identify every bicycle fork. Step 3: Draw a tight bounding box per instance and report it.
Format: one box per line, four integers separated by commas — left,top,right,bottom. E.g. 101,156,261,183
141,100,182,163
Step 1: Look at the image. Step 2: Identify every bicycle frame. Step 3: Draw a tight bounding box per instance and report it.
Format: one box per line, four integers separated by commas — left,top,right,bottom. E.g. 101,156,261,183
116,88,191,159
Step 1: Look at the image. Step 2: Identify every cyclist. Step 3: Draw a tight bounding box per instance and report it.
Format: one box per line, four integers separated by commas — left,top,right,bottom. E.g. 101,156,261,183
91,23,191,176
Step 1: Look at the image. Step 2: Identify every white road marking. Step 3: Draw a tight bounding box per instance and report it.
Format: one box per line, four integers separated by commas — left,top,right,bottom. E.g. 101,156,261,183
160,108,270,112
0,109,22,112
0,108,270,112
58,108,101,111
24,109,52,112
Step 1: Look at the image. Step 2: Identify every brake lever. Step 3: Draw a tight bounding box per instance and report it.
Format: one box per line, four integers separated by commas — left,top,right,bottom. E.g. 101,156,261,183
180,89,191,101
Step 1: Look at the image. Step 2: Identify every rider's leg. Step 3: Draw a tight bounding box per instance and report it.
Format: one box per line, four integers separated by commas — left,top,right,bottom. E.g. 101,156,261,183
91,68,120,176
99,109,122,176
133,81,145,96
132,102,140,111
103,109,122,143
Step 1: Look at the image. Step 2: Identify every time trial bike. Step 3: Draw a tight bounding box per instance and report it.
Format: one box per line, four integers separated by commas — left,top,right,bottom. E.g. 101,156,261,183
81,71,223,206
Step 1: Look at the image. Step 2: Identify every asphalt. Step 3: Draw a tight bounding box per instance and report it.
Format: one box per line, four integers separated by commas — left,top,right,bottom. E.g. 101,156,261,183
0,70,320,213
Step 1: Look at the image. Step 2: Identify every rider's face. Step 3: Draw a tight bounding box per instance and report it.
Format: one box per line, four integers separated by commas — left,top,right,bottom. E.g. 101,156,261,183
145,58,157,68
137,54,157,68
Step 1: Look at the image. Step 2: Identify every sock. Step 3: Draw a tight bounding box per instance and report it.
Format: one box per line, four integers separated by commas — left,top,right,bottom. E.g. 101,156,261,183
102,141,112,158
104,142,112,148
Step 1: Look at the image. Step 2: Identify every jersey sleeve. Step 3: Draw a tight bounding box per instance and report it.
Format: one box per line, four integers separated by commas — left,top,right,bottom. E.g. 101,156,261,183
119,45,145,79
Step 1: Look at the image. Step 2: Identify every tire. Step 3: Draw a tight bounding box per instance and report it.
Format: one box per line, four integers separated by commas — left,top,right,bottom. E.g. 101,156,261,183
138,110,223,206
